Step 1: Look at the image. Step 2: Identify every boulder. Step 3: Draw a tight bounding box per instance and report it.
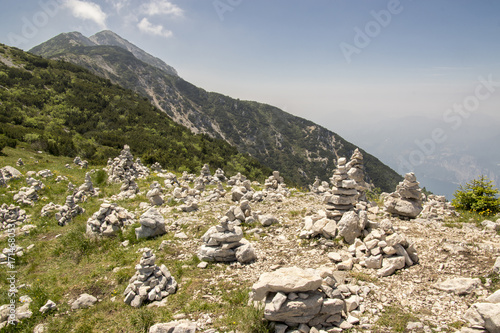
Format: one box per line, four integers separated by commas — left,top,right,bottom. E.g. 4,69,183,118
434,278,481,295
71,294,97,310
149,320,197,333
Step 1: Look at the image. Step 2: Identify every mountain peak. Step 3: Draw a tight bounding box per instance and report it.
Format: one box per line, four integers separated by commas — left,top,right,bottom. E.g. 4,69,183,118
90,30,178,76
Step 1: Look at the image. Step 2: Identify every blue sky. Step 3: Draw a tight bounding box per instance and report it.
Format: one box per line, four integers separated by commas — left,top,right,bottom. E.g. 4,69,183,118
1,0,499,140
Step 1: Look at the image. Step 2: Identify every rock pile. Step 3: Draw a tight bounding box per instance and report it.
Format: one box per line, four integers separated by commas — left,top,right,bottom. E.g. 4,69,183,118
41,202,62,217
346,229,418,277
264,171,290,200
73,156,88,168
0,204,29,229
214,168,227,182
231,179,258,202
250,267,368,331
0,166,22,186
146,182,164,206
198,215,256,264
384,172,423,219
113,177,139,200
346,149,369,201
419,195,459,220
86,203,135,237
199,164,212,182
163,173,179,188
324,158,359,222
135,208,167,239
309,177,330,194
36,169,53,178
107,145,149,183
150,162,163,173
55,195,85,226
16,158,24,166
227,172,247,186
123,249,177,308
13,178,44,206
73,172,99,202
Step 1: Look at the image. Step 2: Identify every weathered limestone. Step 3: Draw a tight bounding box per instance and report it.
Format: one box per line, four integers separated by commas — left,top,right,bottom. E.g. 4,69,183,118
123,249,177,308
55,195,85,226
149,320,197,333
0,296,32,326
39,300,57,313
86,203,135,237
114,177,139,200
384,172,423,218
309,177,330,194
464,289,500,333
135,208,167,239
250,267,367,330
107,145,149,183
198,211,256,264
71,294,97,310
151,162,163,173
419,195,459,220
147,181,164,206
0,166,22,186
434,278,482,295
214,168,227,182
73,156,88,168
1,204,29,229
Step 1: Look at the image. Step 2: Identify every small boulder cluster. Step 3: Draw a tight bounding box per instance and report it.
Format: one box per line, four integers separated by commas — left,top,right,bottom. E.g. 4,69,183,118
198,208,257,264
55,195,85,226
13,177,44,206
73,156,88,168
107,145,149,183
344,228,418,277
86,203,135,237
462,289,500,333
419,194,459,221
36,169,53,178
0,204,29,230
384,172,423,219
123,249,177,308
135,208,167,240
250,267,368,331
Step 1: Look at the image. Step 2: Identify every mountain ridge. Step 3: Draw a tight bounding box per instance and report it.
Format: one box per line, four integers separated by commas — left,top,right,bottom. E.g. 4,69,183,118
29,31,403,192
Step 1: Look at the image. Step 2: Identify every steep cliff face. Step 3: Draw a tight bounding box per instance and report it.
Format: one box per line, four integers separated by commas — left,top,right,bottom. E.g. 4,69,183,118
30,31,402,191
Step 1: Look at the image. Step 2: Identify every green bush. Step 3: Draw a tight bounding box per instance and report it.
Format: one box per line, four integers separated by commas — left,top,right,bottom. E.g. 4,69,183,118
452,175,500,216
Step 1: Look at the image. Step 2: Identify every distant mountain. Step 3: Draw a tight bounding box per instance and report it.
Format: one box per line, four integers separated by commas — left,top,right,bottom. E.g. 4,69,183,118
0,43,269,178
29,31,403,191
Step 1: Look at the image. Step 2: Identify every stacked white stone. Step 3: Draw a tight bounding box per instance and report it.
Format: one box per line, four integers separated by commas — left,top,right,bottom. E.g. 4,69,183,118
123,249,177,308
13,177,44,206
419,195,459,220
146,181,164,206
135,208,167,239
197,207,256,264
214,168,227,182
0,204,29,229
346,149,369,201
251,267,367,331
73,172,99,202
86,203,135,237
107,145,149,183
324,158,359,221
55,195,85,226
384,172,423,218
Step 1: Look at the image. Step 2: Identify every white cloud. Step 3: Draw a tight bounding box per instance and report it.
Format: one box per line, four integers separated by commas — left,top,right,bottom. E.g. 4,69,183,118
63,0,107,29
137,18,173,38
106,0,129,12
140,0,183,17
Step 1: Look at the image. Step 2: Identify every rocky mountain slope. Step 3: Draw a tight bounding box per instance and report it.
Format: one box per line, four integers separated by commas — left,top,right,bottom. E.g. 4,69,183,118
29,31,402,192
0,145,499,333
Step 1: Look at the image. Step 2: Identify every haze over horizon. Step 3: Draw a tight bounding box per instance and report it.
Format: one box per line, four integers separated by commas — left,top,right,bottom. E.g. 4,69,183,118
1,0,499,196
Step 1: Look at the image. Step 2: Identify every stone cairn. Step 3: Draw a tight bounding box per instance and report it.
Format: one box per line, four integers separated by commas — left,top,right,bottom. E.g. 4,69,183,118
419,195,459,221
150,162,163,173
86,203,135,237
107,145,150,183
198,206,257,264
250,266,369,331
324,157,359,222
55,195,85,226
73,156,88,168
346,149,369,202
13,178,44,206
36,169,53,178
163,173,179,189
214,168,227,182
146,181,164,206
73,172,99,202
384,172,423,219
264,171,290,201
135,208,167,240
123,248,177,308
114,177,139,200
231,178,263,202
1,204,29,230
309,177,330,194
41,202,62,217
16,158,24,167
199,164,212,183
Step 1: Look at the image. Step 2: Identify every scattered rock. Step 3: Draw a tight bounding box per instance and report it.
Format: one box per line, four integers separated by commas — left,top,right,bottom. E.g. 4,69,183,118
71,294,97,310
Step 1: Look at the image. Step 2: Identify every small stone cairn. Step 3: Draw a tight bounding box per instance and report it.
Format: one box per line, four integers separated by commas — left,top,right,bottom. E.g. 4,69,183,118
250,266,369,331
346,149,369,201
107,145,149,183
199,164,212,183
264,171,290,201
55,195,85,226
146,181,164,206
41,202,62,217
73,156,88,168
16,158,24,167
198,206,257,264
309,177,330,194
86,203,135,237
123,248,178,308
419,195,459,220
135,208,167,239
13,178,44,206
73,172,99,202
214,168,227,182
163,173,179,189
36,169,53,178
1,204,29,230
150,162,163,173
114,177,139,200
384,172,423,219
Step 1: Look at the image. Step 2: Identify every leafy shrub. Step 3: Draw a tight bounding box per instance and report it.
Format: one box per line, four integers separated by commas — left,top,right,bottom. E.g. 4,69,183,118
452,175,500,216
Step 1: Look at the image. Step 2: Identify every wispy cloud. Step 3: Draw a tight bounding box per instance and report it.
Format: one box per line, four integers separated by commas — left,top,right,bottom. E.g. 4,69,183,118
63,0,107,29
140,0,183,17
106,0,130,12
137,18,173,38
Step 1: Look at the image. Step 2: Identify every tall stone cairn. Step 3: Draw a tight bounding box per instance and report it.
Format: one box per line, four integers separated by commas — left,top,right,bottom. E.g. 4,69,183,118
324,158,359,221
384,172,423,219
107,145,149,183
346,149,369,201
123,249,177,308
